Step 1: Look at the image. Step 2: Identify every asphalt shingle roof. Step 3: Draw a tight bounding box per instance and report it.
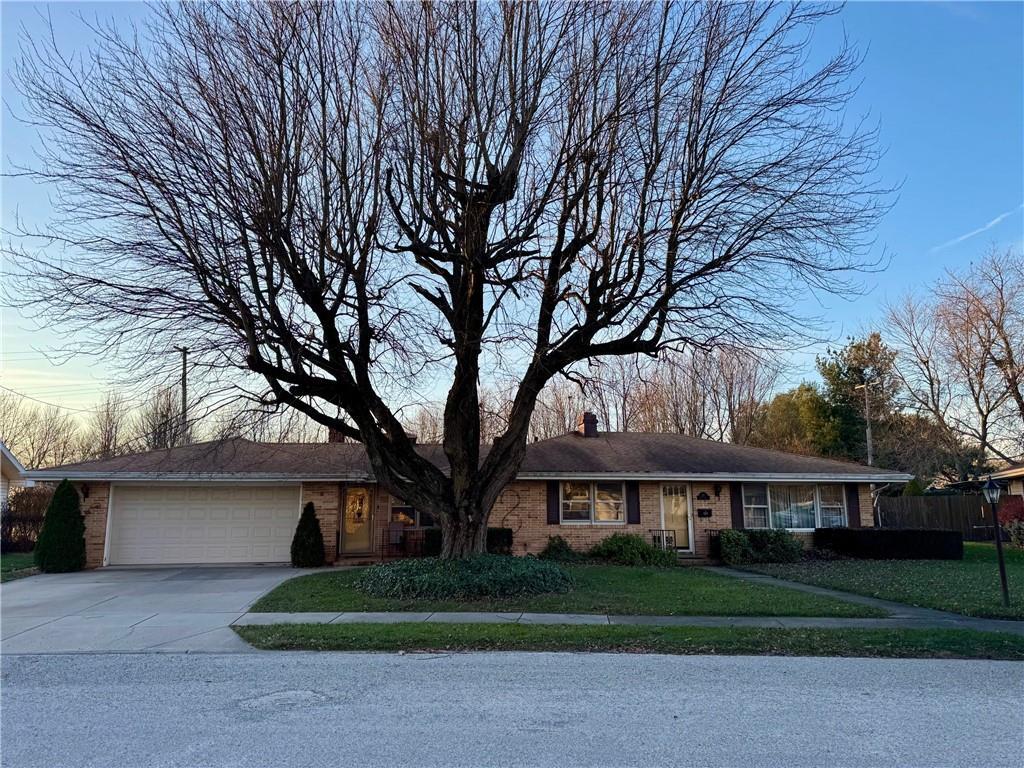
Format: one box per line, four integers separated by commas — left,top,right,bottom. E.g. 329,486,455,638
26,432,909,481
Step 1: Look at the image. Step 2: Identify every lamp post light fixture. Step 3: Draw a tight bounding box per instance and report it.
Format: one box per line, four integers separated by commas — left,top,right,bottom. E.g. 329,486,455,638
982,476,1010,608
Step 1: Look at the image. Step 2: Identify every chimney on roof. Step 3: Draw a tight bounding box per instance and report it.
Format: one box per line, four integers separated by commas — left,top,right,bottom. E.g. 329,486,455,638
405,432,418,445
327,427,346,443
577,411,599,438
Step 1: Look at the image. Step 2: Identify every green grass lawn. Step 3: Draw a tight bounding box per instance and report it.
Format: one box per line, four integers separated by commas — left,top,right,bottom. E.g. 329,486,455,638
0,552,36,583
747,543,1024,620
251,564,884,617
234,622,1024,660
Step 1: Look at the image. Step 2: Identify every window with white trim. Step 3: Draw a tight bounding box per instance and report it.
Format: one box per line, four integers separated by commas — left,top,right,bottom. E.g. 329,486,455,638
561,481,625,524
742,483,769,528
741,483,847,530
390,497,437,528
817,485,847,528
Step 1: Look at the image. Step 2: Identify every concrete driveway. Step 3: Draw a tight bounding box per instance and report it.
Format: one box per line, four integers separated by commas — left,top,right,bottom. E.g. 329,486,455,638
1,567,304,654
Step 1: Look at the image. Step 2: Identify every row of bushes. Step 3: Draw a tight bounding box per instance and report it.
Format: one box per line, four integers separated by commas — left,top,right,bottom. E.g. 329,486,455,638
356,554,574,600
1,486,53,553
538,533,678,567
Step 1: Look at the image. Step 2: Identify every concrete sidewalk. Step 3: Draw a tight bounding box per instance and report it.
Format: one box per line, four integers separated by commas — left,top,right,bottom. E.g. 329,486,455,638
231,565,1024,635
232,608,1024,634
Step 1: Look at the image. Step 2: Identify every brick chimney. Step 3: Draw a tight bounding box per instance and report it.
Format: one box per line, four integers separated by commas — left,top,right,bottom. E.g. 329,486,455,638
327,427,347,443
577,411,599,438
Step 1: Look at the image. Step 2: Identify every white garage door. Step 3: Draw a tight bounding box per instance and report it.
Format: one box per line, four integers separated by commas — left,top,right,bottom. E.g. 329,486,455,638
108,485,302,565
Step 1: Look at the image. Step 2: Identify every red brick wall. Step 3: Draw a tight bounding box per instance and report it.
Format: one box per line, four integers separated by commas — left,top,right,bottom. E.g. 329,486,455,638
485,480,733,559
73,481,110,568
300,483,341,562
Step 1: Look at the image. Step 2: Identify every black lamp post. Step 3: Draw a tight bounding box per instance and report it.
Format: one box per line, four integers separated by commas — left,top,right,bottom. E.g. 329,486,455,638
982,476,1010,608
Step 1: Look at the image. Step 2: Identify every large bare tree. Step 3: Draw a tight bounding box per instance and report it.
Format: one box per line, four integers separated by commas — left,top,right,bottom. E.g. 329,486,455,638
8,2,885,556
886,248,1024,470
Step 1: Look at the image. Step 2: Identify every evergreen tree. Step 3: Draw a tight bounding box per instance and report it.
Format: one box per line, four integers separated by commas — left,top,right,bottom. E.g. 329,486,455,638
34,479,86,573
290,502,325,567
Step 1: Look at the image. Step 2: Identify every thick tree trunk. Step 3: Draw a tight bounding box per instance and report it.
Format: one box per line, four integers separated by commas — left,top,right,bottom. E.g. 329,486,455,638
439,512,488,559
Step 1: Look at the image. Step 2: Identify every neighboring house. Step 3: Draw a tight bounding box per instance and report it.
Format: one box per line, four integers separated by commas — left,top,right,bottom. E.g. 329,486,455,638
991,463,1024,499
23,413,911,568
1,441,31,504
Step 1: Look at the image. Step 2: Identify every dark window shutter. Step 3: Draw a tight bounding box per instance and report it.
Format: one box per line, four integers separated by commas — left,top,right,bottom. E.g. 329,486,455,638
546,481,560,524
729,482,744,529
625,481,640,524
845,483,863,528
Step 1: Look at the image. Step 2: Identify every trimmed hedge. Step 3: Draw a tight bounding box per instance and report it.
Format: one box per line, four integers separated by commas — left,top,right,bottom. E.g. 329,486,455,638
34,479,86,573
718,529,803,566
422,527,514,556
355,554,573,600
290,502,325,567
814,528,963,560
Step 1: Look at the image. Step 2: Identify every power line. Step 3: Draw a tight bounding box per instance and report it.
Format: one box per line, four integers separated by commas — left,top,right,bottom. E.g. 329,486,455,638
0,383,93,413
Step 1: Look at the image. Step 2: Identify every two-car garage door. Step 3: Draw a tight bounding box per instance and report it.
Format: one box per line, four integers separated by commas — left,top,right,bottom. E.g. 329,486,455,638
108,485,301,565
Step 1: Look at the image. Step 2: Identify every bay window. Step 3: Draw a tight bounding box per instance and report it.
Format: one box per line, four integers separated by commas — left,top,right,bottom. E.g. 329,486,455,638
742,483,848,530
561,481,625,523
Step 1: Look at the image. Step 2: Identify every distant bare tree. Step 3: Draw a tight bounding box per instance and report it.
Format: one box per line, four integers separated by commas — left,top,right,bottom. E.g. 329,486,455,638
211,404,325,443
530,379,585,441
885,248,1023,473
0,394,82,468
9,2,886,556
134,388,188,450
80,391,132,459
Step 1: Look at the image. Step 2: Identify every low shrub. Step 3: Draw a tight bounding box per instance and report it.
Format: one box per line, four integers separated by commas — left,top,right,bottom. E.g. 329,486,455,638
355,554,574,601
1,486,53,553
998,497,1024,548
290,502,325,567
422,527,515,557
588,533,677,567
719,529,803,565
538,535,585,562
33,479,86,573
813,527,963,560
746,529,804,564
718,529,752,565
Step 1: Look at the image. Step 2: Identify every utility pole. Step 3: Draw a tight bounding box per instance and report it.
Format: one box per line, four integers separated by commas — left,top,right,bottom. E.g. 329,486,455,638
854,381,874,466
173,346,188,444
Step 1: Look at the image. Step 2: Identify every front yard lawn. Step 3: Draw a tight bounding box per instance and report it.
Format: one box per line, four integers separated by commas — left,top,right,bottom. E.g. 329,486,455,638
0,552,36,583
234,623,1024,660
252,564,884,618
747,543,1024,620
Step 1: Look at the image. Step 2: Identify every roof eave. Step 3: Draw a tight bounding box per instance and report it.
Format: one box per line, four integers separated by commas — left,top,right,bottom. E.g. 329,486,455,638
991,466,1024,480
516,471,913,483
22,471,376,483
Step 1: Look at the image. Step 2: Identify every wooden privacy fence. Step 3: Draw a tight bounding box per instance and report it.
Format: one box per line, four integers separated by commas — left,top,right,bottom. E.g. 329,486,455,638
876,495,996,541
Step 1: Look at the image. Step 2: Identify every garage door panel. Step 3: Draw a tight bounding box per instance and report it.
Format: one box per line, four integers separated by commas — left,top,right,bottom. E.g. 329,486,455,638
109,485,302,565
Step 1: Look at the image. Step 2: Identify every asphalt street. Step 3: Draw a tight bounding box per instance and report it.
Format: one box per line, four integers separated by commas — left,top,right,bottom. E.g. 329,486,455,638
2,651,1021,768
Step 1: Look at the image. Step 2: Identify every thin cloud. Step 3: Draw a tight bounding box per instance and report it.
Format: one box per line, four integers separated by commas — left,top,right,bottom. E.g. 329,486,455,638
931,203,1024,252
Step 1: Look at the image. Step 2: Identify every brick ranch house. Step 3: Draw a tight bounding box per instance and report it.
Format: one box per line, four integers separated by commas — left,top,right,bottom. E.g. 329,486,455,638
24,415,911,568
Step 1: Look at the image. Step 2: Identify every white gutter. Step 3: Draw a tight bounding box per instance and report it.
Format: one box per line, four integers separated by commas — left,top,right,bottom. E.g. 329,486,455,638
991,466,1024,480
516,471,912,483
26,469,912,484
23,471,375,483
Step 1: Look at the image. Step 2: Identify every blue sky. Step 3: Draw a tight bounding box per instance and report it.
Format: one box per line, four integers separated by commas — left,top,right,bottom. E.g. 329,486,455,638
1,1,1023,410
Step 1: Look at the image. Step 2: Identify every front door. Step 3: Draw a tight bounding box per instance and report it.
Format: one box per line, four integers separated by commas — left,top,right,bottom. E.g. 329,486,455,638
661,484,691,551
341,486,373,554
